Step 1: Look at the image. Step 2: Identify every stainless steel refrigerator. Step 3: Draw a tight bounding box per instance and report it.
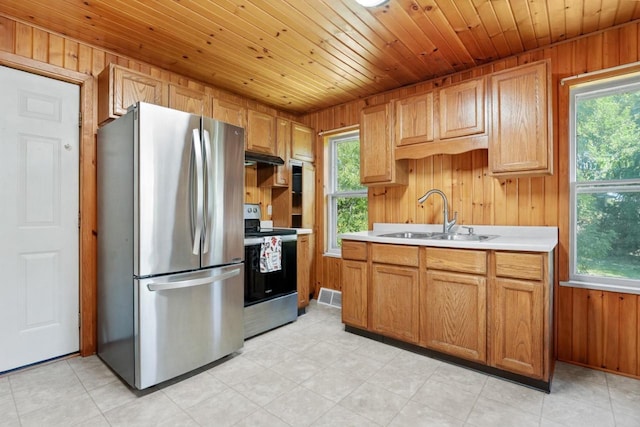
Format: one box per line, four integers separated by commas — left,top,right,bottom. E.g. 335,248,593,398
97,102,244,390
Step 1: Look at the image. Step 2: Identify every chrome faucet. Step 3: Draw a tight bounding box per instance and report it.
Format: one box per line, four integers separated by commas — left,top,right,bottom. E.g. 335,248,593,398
418,189,458,234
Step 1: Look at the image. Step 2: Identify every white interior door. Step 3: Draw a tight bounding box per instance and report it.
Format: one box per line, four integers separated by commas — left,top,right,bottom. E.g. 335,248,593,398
0,65,80,372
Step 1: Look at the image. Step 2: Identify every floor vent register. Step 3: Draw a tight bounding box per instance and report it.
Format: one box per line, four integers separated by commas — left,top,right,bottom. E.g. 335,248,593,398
317,287,342,309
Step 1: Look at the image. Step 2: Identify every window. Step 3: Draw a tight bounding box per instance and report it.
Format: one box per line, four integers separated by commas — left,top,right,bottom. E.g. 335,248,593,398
569,75,640,291
326,131,368,254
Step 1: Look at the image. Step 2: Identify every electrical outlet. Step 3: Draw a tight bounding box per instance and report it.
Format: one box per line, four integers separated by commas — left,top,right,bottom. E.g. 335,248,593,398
267,204,272,215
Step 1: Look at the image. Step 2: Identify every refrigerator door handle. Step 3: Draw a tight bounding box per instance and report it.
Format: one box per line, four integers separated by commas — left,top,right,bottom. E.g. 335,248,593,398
147,268,241,291
192,128,204,255
202,129,213,255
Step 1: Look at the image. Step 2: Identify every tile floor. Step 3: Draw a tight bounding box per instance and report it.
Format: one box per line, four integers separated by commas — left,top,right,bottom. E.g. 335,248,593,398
1,301,640,426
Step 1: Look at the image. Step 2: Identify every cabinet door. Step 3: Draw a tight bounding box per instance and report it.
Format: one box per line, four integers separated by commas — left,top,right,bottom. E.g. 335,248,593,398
246,110,275,155
361,103,407,186
489,60,551,176
212,98,245,128
297,235,310,308
258,118,290,187
291,123,314,162
342,260,368,328
489,277,544,378
168,84,211,116
371,264,419,343
275,119,291,186
421,270,486,362
439,77,485,139
395,92,434,146
98,64,166,124
301,162,315,229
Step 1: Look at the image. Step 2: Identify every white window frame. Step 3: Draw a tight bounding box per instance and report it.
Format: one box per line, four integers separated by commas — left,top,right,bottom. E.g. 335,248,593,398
326,130,367,255
568,75,640,293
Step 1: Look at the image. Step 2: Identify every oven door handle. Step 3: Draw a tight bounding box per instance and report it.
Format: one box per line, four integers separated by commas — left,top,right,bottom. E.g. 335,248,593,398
244,234,298,246
147,268,241,291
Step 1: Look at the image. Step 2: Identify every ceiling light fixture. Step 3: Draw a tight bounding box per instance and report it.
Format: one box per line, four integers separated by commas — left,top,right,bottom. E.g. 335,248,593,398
355,0,389,7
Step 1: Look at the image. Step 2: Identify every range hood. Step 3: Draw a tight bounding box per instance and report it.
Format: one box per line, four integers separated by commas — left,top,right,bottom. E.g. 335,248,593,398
244,151,285,166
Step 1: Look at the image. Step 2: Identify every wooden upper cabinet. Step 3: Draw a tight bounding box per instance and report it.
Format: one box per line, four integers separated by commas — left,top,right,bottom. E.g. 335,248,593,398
291,122,314,162
274,118,291,186
212,98,245,128
394,92,434,146
489,60,552,176
246,109,276,155
394,80,488,160
258,118,290,187
361,102,407,186
301,161,315,229
168,84,210,116
98,63,167,124
438,77,486,139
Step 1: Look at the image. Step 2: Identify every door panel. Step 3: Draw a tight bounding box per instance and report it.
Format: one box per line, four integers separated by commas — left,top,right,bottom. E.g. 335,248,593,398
0,65,79,372
136,103,202,276
136,264,244,389
201,119,244,268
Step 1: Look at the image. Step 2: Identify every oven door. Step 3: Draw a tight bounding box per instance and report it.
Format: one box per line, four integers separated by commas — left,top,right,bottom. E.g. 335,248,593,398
244,234,297,306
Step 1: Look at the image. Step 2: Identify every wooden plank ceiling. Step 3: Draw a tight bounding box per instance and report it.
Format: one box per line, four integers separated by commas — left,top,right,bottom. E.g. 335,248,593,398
1,0,639,113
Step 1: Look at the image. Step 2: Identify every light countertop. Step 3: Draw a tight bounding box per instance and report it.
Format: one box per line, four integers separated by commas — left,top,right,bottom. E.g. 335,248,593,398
340,223,558,252
276,227,312,235
294,228,312,235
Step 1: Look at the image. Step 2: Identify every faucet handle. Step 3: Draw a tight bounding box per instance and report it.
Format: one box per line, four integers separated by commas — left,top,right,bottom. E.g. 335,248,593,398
445,211,458,233
461,226,474,235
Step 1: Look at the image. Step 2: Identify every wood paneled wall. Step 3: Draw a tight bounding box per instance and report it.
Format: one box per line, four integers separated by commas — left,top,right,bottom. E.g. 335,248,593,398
0,13,298,355
303,21,640,378
2,11,639,377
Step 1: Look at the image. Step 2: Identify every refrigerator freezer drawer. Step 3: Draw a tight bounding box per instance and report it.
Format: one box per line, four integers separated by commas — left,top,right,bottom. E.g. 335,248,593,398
135,264,244,389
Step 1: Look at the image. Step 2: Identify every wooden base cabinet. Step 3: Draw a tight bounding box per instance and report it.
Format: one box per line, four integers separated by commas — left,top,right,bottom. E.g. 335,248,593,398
370,263,420,344
341,241,368,328
489,277,544,378
340,240,553,386
421,270,487,363
342,259,368,329
489,251,549,379
297,234,311,309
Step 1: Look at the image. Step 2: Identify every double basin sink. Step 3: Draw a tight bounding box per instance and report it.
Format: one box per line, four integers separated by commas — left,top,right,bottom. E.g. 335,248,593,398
378,231,498,242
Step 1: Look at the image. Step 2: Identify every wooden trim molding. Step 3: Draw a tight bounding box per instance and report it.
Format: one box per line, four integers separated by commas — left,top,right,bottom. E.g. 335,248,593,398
0,51,97,356
560,62,640,86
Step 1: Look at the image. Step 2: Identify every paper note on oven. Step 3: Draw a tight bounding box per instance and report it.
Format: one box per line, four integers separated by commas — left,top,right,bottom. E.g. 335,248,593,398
260,236,282,273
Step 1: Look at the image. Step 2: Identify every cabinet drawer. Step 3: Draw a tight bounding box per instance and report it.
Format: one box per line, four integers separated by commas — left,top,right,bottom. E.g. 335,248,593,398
495,252,544,281
425,248,486,275
342,241,367,261
371,244,419,267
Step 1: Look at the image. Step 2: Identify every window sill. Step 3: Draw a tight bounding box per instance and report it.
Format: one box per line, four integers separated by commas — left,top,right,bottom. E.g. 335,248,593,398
323,251,341,258
560,280,640,296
